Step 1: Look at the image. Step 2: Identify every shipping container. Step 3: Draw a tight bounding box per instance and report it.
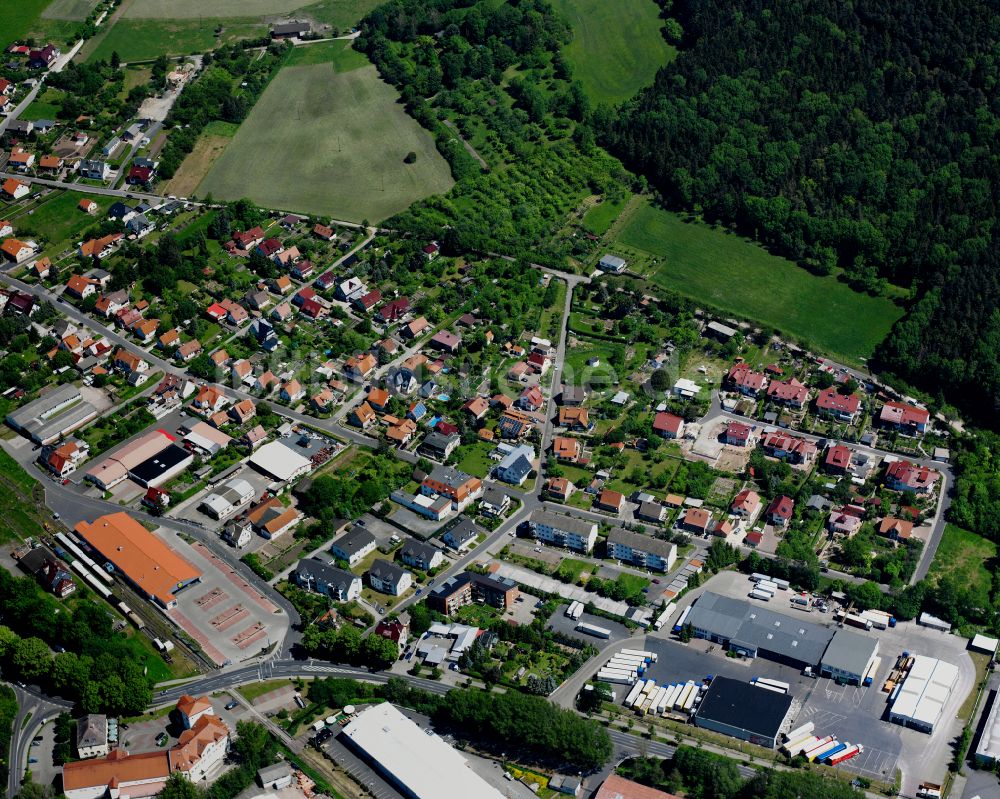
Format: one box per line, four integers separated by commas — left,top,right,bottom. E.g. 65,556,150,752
821,742,848,762
619,648,657,662
802,736,834,759
624,681,644,708
757,580,779,593
682,684,698,712
749,589,772,602
596,671,635,686
773,578,791,590
751,572,770,583
678,681,697,710
804,738,839,761
663,683,683,709
752,681,786,694
862,610,888,630
576,622,612,638
653,604,676,631
673,606,692,633
755,678,791,692
782,734,817,755
828,744,863,765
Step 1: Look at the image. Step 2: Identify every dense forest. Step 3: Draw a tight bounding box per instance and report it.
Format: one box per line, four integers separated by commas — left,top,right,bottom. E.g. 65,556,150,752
601,0,1000,422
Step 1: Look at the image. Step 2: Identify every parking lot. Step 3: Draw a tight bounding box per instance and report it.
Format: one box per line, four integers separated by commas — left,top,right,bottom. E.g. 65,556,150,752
627,569,978,790
171,465,275,532
548,606,632,645
161,529,287,666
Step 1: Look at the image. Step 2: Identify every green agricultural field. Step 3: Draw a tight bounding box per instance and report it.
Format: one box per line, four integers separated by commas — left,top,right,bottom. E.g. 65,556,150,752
617,201,904,365
86,18,267,62
123,0,380,27
285,39,367,69
929,524,995,598
42,0,99,20
552,0,675,105
1,0,63,49
197,61,454,221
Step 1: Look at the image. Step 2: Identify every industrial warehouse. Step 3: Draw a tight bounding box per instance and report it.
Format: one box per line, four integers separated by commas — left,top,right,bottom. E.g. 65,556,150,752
5,384,99,445
685,592,835,670
74,512,201,609
85,429,188,490
693,676,793,748
888,654,959,733
340,703,505,799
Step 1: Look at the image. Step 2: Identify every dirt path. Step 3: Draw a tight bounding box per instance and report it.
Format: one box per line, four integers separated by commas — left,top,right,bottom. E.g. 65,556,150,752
442,119,488,170
161,133,231,197
75,0,135,63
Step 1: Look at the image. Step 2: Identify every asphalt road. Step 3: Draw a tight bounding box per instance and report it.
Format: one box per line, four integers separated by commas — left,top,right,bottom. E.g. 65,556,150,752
6,684,73,798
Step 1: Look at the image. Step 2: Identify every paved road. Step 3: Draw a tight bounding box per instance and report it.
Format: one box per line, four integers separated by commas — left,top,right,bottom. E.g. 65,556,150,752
0,171,171,205
6,684,73,798
0,82,44,135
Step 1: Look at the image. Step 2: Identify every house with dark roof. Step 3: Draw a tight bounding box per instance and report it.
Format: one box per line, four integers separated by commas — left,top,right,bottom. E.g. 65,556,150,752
367,559,412,596
399,539,443,571
330,526,377,567
766,495,794,527
294,558,361,601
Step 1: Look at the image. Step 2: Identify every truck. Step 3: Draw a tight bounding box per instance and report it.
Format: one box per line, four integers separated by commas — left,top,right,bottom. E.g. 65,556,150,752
672,606,692,634
862,609,895,630
785,735,819,756
915,783,942,799
843,613,873,631
784,722,814,742
749,589,772,602
565,601,584,619
754,677,790,692
624,681,644,708
807,739,842,762
619,648,658,662
820,742,848,762
653,604,676,631
576,622,612,639
827,744,865,766
802,736,835,760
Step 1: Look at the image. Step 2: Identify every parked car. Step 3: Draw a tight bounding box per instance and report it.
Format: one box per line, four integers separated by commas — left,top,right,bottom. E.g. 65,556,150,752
224,701,238,710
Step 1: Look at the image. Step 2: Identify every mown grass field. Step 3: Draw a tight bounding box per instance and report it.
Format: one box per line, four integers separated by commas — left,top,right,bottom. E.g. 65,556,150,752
582,194,630,235
123,0,380,27
197,61,454,220
12,190,117,256
552,0,675,105
1,0,69,49
42,0,98,20
929,524,995,597
616,201,904,364
87,18,267,62
285,38,367,69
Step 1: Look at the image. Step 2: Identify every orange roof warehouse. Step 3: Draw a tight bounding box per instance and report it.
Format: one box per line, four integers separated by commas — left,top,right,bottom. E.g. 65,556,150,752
75,512,201,609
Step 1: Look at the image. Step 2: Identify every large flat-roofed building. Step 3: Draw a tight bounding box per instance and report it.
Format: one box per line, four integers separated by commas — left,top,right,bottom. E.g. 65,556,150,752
74,512,201,609
85,429,176,490
341,703,504,799
686,592,833,669
528,510,598,553
199,478,255,520
693,676,793,748
128,444,193,488
888,654,959,733
974,689,1000,765
820,629,879,685
6,384,99,445
607,528,677,572
248,440,312,482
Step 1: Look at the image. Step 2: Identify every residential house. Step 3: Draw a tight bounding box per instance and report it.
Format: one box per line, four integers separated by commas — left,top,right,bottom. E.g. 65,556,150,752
496,444,534,486
828,507,864,536
551,435,581,462
41,439,90,477
29,44,60,68
545,477,575,502
193,385,228,414
8,147,35,170
442,520,478,552
270,302,292,322
348,401,376,429
77,159,111,181
723,421,756,447
78,233,122,259
561,385,588,406
344,353,377,381
399,540,443,571
232,227,265,250
94,290,129,318
131,318,158,344
280,379,305,403
816,387,861,423
254,371,279,394
606,529,677,572
636,500,666,523
422,242,440,260
367,387,390,412
374,616,409,652
76,715,109,759
885,460,940,494
730,488,761,519
65,274,98,299
377,297,410,323
595,489,625,514
558,406,591,431
313,224,336,241
766,377,809,408
0,238,34,263
354,289,382,313
680,507,712,534
385,417,417,446
766,495,794,527
175,339,202,362
653,412,684,439
1,178,29,200
760,431,817,464
597,254,627,273
479,485,511,517
517,385,544,412
294,558,361,601
335,277,365,301
726,363,767,396
79,199,98,214
228,399,256,425
421,466,482,510
824,444,852,474
498,409,534,439
462,396,489,421
429,330,461,353
879,401,930,435
879,516,914,543
403,316,431,339
330,526,377,567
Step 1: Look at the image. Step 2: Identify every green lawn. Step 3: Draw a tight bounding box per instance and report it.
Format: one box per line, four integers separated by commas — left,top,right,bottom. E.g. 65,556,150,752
928,523,995,598
42,0,99,20
552,0,675,105
122,0,380,28
11,190,116,257
197,63,454,221
555,557,592,583
582,194,630,236
1,0,55,49
617,201,905,364
454,440,496,480
21,100,62,121
285,39,368,70
87,18,268,63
